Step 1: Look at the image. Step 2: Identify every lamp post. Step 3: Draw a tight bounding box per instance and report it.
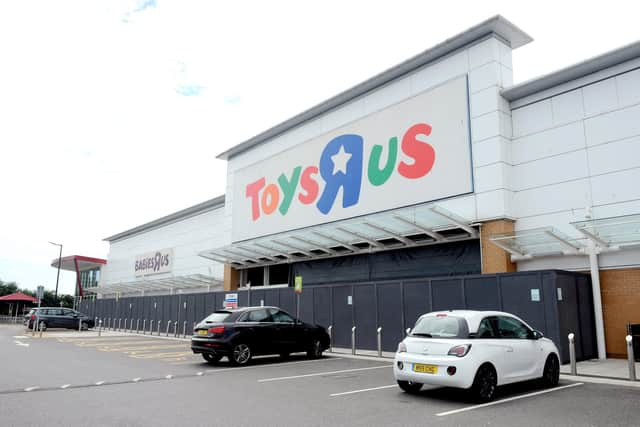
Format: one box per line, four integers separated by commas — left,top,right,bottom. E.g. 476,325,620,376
49,241,63,300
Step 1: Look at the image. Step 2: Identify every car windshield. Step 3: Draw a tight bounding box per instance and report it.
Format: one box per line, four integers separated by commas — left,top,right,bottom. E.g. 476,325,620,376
411,315,469,338
202,311,232,323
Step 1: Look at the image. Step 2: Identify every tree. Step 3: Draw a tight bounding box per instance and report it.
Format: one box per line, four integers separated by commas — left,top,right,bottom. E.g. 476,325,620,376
0,279,19,297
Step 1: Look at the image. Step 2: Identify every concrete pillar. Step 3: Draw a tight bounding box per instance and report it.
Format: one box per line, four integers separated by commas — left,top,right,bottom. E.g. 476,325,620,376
480,219,517,274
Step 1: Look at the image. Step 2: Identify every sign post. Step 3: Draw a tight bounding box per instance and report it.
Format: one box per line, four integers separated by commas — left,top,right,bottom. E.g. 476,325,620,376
294,276,303,320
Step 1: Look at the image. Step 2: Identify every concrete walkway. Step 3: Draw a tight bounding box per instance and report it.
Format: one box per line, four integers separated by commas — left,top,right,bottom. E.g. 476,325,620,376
561,358,639,380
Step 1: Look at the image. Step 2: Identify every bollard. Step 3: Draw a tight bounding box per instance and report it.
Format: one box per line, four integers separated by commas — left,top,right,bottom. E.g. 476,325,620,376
174,321,178,337
78,317,82,332
124,318,128,331
183,321,187,338
626,335,637,381
351,326,356,355
157,320,161,336
98,319,103,337
328,326,333,353
377,327,383,357
142,319,146,335
149,320,153,335
107,318,111,330
568,333,577,375
118,318,122,331
39,321,44,338
193,321,196,333
166,320,171,337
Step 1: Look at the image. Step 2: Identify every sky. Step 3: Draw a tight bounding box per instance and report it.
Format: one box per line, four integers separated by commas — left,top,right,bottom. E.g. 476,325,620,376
1,0,638,295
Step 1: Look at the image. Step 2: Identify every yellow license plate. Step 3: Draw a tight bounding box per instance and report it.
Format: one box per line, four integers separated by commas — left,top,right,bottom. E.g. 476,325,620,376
198,330,208,336
413,364,438,374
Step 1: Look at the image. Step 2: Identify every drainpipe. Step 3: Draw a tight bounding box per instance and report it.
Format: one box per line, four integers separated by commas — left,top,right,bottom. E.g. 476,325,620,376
587,241,607,360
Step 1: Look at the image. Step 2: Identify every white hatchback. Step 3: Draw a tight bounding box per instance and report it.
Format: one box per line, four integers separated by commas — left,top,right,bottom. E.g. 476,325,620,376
393,310,560,402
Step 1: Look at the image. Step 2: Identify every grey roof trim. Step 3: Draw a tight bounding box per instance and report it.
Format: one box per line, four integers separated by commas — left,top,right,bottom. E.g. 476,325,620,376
217,15,531,160
502,40,640,102
103,195,225,242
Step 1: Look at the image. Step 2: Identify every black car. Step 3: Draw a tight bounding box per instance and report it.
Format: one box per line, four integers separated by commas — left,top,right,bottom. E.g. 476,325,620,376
24,307,94,331
191,306,330,365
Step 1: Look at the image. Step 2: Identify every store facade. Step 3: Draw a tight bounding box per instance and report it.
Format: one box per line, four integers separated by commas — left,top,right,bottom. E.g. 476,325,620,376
91,16,640,359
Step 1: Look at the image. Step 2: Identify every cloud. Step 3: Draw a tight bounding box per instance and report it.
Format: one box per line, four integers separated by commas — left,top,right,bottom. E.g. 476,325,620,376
223,95,242,105
122,0,157,23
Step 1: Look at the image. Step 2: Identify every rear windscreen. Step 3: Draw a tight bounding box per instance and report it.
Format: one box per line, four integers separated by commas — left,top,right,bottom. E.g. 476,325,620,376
411,315,469,338
202,312,232,323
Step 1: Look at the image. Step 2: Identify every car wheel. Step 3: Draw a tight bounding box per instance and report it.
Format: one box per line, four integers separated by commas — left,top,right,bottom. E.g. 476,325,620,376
202,353,222,365
229,343,252,366
307,338,323,359
541,354,560,387
38,321,47,332
397,380,422,394
471,364,498,402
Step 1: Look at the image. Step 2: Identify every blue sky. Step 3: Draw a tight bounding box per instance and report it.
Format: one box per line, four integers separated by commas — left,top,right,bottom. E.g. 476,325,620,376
1,0,638,295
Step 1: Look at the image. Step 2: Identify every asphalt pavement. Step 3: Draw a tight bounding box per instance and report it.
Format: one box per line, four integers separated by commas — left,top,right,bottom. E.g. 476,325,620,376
1,324,639,427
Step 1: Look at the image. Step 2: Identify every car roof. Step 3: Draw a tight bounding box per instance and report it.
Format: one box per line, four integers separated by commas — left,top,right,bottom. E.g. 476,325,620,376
418,310,533,333
216,306,281,313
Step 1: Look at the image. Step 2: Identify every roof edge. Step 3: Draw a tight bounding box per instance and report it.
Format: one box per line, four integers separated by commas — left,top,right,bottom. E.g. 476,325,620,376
502,40,640,102
217,15,532,161
103,195,225,242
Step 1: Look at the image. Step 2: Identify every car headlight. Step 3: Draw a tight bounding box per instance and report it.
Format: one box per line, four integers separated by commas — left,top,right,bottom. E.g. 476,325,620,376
397,342,407,353
447,344,472,357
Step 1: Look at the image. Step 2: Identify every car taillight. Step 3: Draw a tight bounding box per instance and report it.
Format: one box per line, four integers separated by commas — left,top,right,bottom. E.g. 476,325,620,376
397,342,407,353
208,326,224,334
448,344,472,357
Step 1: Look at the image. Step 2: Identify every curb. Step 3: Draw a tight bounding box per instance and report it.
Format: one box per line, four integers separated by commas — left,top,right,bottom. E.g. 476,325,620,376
559,374,640,388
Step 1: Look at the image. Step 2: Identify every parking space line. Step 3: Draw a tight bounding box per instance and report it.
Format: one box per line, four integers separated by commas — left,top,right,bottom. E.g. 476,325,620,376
330,384,397,397
435,382,584,417
203,357,344,373
258,365,391,383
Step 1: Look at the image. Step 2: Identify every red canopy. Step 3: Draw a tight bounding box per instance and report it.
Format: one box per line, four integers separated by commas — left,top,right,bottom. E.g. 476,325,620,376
0,292,39,302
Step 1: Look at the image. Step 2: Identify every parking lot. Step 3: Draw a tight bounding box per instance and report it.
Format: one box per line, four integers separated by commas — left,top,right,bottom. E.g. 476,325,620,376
1,324,639,427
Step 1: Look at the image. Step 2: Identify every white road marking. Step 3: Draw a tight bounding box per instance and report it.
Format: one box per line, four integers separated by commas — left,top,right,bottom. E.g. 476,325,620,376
258,365,391,383
330,384,397,397
196,372,204,376
435,382,584,417
13,336,30,339
61,384,71,389
95,381,105,386
132,377,142,382
165,374,173,379
202,356,343,374
24,387,39,392
14,341,30,347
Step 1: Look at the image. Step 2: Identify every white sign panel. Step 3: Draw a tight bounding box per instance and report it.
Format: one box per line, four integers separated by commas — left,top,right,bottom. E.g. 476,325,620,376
134,249,173,277
232,76,472,242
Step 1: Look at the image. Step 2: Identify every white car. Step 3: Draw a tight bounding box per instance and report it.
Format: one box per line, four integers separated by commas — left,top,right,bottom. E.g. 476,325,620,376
393,310,560,402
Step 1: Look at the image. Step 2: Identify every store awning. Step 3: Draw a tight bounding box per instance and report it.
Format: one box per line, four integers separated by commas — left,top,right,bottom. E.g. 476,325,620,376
200,204,478,269
51,255,106,272
86,274,223,296
489,213,640,260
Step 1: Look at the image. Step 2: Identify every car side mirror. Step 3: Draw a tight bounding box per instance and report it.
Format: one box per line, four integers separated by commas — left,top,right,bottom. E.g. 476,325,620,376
532,330,543,340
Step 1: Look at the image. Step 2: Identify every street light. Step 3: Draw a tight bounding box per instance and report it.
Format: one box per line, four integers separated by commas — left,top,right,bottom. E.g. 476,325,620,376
49,241,63,300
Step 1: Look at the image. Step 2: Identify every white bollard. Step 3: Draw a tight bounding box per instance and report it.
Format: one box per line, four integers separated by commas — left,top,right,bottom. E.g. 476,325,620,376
626,335,636,381
568,333,577,375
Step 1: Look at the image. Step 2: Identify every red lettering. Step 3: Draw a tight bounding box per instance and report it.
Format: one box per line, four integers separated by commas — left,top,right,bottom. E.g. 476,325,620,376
298,166,319,205
397,123,435,179
261,183,280,215
246,178,266,220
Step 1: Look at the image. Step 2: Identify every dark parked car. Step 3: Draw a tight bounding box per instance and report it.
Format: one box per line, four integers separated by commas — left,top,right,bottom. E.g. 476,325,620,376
191,306,330,365
24,307,94,331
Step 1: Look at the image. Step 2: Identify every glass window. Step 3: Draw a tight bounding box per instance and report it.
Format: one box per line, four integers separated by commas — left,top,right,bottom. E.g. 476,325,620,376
269,309,294,323
202,311,232,323
62,309,74,316
475,317,498,338
246,309,271,322
497,316,530,339
411,315,469,338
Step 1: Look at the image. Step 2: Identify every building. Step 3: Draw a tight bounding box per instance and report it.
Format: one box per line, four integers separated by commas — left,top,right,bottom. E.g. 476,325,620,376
90,16,640,359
